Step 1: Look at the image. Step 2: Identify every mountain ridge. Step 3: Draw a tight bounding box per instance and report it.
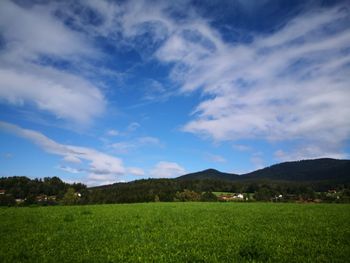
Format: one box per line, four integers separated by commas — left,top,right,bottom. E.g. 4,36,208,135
176,158,350,182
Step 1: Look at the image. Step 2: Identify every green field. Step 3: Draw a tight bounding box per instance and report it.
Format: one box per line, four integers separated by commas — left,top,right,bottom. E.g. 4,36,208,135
1,203,349,262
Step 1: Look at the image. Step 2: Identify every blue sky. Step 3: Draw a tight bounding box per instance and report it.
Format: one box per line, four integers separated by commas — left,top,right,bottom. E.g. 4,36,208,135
0,0,349,186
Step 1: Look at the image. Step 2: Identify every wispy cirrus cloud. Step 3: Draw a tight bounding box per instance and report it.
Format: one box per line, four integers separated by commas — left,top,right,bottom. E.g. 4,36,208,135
205,153,227,163
173,5,350,160
0,121,144,185
1,0,349,164
0,1,105,125
76,0,349,160
111,136,162,154
106,129,119,136
58,165,83,174
149,161,186,178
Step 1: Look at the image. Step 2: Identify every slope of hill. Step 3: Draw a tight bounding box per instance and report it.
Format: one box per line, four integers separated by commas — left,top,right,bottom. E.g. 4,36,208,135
177,169,240,181
242,158,350,182
176,158,350,182
84,158,350,204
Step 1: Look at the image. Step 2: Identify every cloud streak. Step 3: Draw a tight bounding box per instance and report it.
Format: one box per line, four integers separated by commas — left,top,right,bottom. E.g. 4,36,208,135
172,5,350,159
0,1,105,125
73,0,348,160
149,161,186,178
0,0,348,165
0,121,144,185
111,136,162,154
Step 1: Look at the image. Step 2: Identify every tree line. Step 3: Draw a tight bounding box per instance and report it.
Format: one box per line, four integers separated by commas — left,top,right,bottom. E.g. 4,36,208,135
0,176,86,206
1,176,349,206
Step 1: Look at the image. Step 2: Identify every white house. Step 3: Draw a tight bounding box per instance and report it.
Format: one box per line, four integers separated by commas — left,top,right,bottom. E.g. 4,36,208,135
237,194,244,199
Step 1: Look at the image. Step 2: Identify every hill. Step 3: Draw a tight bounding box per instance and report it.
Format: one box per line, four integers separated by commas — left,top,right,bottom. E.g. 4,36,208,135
177,158,350,183
177,168,239,181
2,158,349,205
242,158,350,182
85,158,350,204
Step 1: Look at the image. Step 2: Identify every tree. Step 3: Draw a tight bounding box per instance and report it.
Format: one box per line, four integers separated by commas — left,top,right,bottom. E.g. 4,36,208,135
62,188,79,205
154,195,160,202
254,187,274,201
0,195,16,206
201,192,217,202
174,189,201,202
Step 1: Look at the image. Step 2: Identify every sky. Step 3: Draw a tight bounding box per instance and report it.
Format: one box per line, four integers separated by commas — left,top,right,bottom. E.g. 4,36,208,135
0,0,349,186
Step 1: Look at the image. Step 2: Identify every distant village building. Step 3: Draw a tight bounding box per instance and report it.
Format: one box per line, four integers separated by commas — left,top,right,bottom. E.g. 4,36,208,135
48,196,57,201
218,193,245,201
36,195,48,202
236,194,244,199
218,194,233,201
15,198,24,204
274,194,283,201
36,195,57,202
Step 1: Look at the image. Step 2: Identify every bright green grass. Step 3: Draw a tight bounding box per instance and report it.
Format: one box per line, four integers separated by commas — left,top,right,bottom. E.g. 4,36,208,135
0,203,349,262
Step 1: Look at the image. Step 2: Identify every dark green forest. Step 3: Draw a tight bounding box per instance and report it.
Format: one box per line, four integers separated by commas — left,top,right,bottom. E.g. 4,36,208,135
1,158,349,205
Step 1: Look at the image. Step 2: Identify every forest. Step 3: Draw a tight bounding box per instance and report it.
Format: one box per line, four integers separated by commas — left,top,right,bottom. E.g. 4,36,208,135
1,175,349,206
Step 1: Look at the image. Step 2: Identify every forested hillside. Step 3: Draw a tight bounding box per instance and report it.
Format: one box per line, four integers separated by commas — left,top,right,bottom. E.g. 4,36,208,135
1,158,349,205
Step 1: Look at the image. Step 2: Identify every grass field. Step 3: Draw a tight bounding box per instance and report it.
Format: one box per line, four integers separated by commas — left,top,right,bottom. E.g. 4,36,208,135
1,203,349,262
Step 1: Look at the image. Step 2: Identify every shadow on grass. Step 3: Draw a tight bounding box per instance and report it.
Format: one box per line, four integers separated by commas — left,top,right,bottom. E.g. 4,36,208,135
238,239,270,262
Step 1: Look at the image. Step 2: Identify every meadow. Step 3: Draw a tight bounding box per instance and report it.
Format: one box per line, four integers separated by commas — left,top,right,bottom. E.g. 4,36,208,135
0,203,349,262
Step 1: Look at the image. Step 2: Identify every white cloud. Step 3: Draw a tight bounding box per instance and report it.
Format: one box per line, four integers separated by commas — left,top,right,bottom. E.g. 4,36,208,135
127,167,145,176
142,79,173,102
110,142,136,154
233,144,251,152
0,67,105,124
111,136,162,154
63,155,82,164
58,165,82,174
205,153,226,163
0,121,145,185
72,1,349,161
149,161,186,178
127,122,141,132
0,1,95,58
0,1,105,125
170,5,350,160
250,152,265,170
137,136,161,145
106,129,119,136
274,145,348,162
1,0,349,163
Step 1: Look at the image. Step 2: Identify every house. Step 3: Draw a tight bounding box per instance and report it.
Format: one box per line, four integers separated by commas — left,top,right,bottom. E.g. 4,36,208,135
0,189,5,195
236,194,244,199
218,193,245,201
48,195,57,201
218,194,234,201
15,198,24,204
36,195,48,202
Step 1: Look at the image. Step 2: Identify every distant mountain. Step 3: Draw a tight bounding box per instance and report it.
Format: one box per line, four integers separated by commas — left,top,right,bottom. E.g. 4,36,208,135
242,158,350,182
177,169,240,181
177,158,350,183
86,158,350,203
